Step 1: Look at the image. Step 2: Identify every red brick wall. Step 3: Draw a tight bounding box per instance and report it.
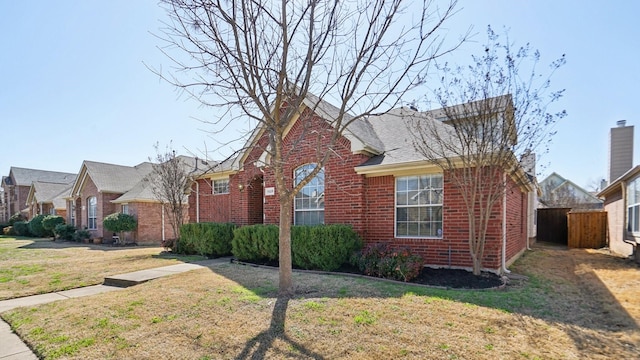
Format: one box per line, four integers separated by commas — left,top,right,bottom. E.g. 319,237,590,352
127,202,177,245
258,109,369,232
189,178,232,223
74,176,120,240
363,169,528,271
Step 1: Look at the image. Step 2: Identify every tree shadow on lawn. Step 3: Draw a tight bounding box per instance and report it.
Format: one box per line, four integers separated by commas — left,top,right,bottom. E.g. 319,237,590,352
201,248,640,358
235,296,325,360
12,237,165,252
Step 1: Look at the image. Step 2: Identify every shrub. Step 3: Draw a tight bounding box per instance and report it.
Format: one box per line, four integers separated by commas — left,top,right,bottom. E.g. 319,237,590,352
54,224,76,241
8,213,26,226
103,213,137,235
351,243,424,282
72,229,91,242
28,214,51,237
3,226,14,235
42,215,65,238
232,224,279,262
177,223,236,257
292,225,362,271
13,221,31,236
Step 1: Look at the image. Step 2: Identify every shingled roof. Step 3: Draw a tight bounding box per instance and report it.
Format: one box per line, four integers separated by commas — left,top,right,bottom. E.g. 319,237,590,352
9,167,76,187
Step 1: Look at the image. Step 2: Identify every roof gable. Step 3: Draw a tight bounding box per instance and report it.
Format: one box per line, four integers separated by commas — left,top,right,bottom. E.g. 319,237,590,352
71,161,155,197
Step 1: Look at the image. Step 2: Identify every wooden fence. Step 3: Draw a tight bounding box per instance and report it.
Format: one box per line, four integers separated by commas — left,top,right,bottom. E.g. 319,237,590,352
567,211,607,249
537,208,571,244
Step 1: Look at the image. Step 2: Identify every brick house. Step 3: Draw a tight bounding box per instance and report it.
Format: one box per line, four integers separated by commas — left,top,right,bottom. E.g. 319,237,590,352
190,95,532,273
1,167,76,220
26,181,75,219
67,160,194,245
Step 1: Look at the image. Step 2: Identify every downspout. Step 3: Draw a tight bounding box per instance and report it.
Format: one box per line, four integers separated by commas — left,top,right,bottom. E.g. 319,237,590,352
196,181,200,223
502,172,511,274
161,205,165,242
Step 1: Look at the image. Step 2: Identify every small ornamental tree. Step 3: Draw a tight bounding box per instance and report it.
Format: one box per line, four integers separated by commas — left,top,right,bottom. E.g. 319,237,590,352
103,213,137,242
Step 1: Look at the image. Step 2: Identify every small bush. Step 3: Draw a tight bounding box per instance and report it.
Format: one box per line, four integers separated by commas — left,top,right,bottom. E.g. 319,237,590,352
103,213,137,234
177,223,236,257
42,215,65,238
54,224,76,241
73,229,91,242
13,221,31,237
292,225,362,271
3,226,14,235
232,224,279,262
29,214,50,237
351,243,424,282
9,213,26,226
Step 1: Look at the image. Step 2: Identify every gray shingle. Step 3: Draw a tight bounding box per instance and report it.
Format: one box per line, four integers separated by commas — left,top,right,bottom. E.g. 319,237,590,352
10,167,76,186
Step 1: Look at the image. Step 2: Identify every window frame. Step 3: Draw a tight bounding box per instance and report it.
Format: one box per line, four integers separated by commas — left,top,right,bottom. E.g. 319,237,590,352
395,174,443,239
627,176,640,235
121,204,129,215
87,196,97,230
70,200,75,226
293,164,325,226
213,179,230,195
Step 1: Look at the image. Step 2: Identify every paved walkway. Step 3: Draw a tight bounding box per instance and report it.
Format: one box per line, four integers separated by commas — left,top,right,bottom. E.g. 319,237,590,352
0,257,231,360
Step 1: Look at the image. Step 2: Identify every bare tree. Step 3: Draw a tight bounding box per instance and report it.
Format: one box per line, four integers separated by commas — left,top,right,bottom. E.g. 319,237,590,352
154,0,465,296
411,26,566,275
146,143,192,250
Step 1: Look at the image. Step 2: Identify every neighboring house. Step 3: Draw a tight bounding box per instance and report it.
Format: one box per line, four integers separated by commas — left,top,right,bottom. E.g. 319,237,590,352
26,181,75,219
539,172,603,209
597,121,637,260
67,160,192,245
1,167,76,220
598,165,640,260
190,94,532,273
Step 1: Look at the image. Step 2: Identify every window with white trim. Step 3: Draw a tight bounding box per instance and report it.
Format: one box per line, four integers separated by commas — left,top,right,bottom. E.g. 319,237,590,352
627,176,640,234
87,196,97,230
70,200,75,226
122,204,129,215
294,164,324,225
396,174,443,238
213,179,229,194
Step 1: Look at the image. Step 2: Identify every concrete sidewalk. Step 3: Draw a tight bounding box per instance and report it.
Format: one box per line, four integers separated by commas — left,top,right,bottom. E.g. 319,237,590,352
0,257,231,360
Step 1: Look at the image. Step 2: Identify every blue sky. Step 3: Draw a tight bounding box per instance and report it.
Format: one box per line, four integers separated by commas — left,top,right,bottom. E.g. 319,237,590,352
1,1,638,190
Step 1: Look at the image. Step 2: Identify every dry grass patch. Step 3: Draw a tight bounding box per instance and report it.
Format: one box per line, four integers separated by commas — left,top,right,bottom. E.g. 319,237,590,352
0,236,193,299
3,247,640,359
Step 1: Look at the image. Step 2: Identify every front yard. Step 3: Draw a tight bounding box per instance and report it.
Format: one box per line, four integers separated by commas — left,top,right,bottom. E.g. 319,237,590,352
0,236,192,300
1,236,639,359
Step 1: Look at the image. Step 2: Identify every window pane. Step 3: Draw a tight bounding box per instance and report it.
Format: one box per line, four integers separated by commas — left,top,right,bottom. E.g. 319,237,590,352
634,206,640,232
294,164,324,225
397,208,407,221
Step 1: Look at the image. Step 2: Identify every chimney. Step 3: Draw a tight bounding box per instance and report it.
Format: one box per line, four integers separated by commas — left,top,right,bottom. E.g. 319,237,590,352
609,120,634,183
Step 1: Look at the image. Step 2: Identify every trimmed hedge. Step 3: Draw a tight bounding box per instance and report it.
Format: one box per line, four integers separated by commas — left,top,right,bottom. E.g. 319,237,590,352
103,213,137,234
13,221,31,236
29,214,50,237
42,215,65,237
292,225,362,271
54,224,76,241
231,224,362,271
177,222,236,257
232,224,279,262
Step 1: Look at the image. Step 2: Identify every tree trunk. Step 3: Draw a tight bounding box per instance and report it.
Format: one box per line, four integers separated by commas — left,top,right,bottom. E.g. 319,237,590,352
278,200,294,297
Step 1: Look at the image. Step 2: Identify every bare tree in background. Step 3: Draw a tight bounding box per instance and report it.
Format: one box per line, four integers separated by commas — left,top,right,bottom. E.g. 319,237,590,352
412,26,566,275
146,143,192,250
154,0,465,296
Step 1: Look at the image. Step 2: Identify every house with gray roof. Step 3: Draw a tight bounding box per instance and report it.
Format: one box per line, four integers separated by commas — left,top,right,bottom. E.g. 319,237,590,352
67,158,200,245
1,167,76,220
190,93,534,273
26,181,75,219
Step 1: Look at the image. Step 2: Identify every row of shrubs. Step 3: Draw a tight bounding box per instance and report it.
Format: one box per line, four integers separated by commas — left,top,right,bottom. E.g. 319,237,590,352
2,213,93,242
174,223,425,281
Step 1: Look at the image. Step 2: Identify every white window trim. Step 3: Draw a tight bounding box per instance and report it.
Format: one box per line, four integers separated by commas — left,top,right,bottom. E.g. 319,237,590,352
394,174,444,239
87,196,97,230
293,164,325,226
627,176,640,235
213,179,230,195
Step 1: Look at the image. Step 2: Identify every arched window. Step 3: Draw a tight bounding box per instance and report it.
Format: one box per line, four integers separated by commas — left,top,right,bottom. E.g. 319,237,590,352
87,196,97,230
294,164,324,225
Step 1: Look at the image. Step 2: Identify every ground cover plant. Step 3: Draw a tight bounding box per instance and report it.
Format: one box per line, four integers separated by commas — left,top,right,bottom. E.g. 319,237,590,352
0,236,191,300
2,243,639,359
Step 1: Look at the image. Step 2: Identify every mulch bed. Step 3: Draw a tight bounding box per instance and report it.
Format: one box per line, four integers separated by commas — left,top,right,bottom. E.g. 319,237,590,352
231,259,504,290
